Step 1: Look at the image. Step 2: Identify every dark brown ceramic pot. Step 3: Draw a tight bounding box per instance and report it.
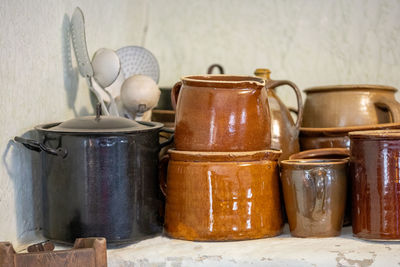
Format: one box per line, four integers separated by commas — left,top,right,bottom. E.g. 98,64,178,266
280,159,348,237
171,75,270,152
349,130,400,240
299,122,400,150
163,149,283,241
254,69,303,160
302,85,400,128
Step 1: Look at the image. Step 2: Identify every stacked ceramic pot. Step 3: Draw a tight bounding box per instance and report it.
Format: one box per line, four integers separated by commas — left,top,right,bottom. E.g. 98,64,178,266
163,75,283,241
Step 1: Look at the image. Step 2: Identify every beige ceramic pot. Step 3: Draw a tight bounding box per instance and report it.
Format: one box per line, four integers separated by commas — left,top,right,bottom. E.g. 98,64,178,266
163,149,283,241
171,75,270,152
254,69,303,160
302,85,400,128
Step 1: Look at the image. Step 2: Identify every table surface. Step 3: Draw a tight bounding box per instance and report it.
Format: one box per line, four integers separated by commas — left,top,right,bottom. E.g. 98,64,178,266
106,225,400,267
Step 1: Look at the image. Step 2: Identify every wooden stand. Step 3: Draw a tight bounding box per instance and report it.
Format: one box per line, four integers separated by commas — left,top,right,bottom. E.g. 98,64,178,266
0,238,107,267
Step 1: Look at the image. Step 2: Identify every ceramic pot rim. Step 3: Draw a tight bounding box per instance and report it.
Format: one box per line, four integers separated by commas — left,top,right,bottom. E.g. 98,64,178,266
281,158,349,166
289,148,350,160
181,75,265,88
349,129,400,140
300,122,400,136
168,149,281,162
304,84,397,93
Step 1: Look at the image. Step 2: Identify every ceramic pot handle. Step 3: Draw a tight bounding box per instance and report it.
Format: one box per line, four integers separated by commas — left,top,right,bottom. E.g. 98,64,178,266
308,167,327,218
14,136,68,158
171,81,182,111
289,148,350,160
207,64,225,74
374,97,400,123
158,154,169,197
267,80,304,129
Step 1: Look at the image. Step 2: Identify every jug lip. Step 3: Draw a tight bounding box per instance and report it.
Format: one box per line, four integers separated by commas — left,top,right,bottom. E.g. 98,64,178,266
304,84,397,93
167,148,281,162
281,158,349,166
181,75,265,88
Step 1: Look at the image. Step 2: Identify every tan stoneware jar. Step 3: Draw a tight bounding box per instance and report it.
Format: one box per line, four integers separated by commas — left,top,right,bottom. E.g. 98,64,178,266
254,69,303,160
171,75,270,152
349,130,400,240
280,159,348,237
162,149,283,241
302,84,400,128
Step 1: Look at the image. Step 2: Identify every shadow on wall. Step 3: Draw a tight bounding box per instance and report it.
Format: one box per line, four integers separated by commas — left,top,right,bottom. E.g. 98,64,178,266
62,14,90,117
3,131,42,243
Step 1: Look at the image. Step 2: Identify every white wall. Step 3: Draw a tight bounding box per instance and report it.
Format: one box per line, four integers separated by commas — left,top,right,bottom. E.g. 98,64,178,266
1,0,400,246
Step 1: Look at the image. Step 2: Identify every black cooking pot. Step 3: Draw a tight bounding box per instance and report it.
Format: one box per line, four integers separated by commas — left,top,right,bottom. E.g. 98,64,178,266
14,112,173,244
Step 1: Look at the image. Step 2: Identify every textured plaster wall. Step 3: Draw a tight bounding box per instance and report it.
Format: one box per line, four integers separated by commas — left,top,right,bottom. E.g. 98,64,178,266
0,0,147,246
1,0,400,247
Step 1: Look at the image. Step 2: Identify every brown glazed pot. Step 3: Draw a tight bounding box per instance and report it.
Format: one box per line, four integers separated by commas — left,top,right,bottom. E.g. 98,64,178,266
302,84,400,128
171,75,270,152
299,122,400,150
254,69,303,160
163,149,283,241
280,159,348,237
349,130,400,240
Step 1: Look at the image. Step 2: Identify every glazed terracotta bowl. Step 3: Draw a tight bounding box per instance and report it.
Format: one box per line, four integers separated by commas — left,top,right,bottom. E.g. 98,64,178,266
349,130,400,240
171,75,270,151
163,149,283,241
280,159,348,237
302,84,400,128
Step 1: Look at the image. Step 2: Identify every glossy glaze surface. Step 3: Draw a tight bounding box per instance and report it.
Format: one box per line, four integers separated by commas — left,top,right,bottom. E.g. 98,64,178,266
350,130,400,240
280,159,347,237
299,122,400,150
172,75,270,151
302,85,400,128
254,69,303,160
164,150,283,241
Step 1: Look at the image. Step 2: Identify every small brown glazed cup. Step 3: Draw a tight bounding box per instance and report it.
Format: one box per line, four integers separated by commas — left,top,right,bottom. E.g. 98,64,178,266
280,159,348,237
349,130,400,240
163,149,283,241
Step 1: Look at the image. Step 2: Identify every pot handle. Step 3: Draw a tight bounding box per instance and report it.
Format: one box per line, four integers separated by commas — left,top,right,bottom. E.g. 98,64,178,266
303,167,327,219
14,136,68,158
158,154,169,197
207,64,225,74
374,96,400,123
159,128,174,148
170,81,182,111
267,80,304,129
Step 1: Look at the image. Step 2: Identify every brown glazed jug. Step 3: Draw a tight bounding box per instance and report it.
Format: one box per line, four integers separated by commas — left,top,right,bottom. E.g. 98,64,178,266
171,75,270,152
254,69,303,160
349,130,400,240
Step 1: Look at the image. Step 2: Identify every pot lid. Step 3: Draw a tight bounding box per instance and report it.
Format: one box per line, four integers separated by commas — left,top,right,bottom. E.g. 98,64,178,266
349,129,400,140
36,115,163,134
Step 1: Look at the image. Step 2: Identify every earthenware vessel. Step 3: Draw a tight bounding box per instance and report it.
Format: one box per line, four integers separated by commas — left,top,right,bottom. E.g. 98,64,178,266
349,130,400,240
254,69,303,160
299,122,400,150
163,149,283,241
171,75,270,152
302,84,400,128
280,159,348,237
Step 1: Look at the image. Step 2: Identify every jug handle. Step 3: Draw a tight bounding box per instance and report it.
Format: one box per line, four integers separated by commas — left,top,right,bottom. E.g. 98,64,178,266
374,96,400,123
158,154,169,197
14,136,68,158
171,81,182,110
267,80,304,129
207,64,225,74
